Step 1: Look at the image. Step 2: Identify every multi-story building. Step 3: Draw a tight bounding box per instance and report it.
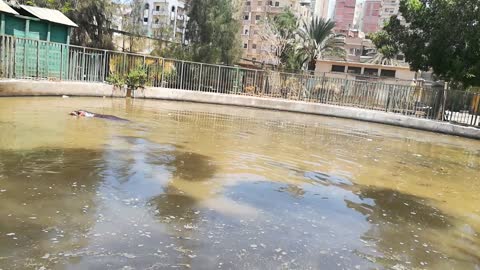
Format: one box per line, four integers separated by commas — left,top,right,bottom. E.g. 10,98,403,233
311,0,330,19
352,1,363,29
379,0,400,27
333,0,356,31
138,0,189,43
361,0,381,33
240,0,310,65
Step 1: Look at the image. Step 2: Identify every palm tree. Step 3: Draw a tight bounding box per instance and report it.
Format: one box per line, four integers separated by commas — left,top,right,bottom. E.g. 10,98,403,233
366,50,402,66
366,31,402,66
300,17,345,70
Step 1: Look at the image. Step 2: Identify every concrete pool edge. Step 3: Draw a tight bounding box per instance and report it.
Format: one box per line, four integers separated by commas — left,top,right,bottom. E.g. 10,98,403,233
1,79,479,140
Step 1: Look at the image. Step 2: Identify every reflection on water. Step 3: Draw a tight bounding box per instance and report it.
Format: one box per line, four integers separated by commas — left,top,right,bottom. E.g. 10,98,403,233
0,148,103,269
0,97,479,269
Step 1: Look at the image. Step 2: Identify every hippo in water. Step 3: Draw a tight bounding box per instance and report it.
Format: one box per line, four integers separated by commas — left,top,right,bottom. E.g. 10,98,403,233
70,110,129,122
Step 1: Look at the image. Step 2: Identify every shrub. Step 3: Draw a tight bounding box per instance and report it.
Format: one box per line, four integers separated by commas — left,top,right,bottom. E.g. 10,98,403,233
125,68,148,90
106,73,125,88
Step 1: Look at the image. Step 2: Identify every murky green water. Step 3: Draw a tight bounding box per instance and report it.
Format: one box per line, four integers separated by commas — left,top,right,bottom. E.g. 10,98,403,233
0,97,479,270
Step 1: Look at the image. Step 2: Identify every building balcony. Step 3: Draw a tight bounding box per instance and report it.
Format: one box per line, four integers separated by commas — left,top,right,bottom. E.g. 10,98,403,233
152,23,168,29
153,10,169,16
266,6,283,13
255,6,266,12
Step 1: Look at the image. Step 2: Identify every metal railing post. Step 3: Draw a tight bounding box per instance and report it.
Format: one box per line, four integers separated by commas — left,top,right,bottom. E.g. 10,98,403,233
235,67,240,95
180,60,184,89
82,47,86,81
198,63,203,91
59,44,63,81
122,53,126,76
36,40,39,78
254,70,258,95
161,58,165,87
102,50,107,81
23,39,27,78
216,66,221,93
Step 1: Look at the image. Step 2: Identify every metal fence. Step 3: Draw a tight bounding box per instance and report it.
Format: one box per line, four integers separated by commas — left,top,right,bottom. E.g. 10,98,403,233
0,34,479,128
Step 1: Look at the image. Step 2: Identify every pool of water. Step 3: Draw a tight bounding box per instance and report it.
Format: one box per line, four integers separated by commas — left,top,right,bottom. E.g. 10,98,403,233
0,97,479,270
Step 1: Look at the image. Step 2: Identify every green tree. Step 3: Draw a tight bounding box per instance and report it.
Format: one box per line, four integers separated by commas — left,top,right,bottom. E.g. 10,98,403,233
18,0,115,49
185,0,241,64
384,0,480,87
366,31,402,66
299,17,345,70
119,0,146,52
151,42,192,60
259,9,306,71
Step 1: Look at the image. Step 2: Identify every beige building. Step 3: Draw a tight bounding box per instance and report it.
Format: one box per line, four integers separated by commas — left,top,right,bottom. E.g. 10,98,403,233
379,0,400,28
312,0,330,19
240,0,311,65
315,59,416,84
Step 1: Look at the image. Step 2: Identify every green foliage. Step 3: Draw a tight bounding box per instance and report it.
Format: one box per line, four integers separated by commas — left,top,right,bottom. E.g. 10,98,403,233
383,0,480,87
18,0,114,49
106,68,147,90
272,9,298,41
152,43,193,61
125,68,148,90
186,0,241,65
365,31,402,66
261,12,343,71
106,73,125,88
299,17,345,70
367,31,399,59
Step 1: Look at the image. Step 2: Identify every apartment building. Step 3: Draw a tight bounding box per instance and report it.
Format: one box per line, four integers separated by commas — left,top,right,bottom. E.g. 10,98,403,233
352,1,363,29
361,0,381,33
379,0,400,27
333,0,356,31
311,0,330,19
139,0,188,43
240,0,310,65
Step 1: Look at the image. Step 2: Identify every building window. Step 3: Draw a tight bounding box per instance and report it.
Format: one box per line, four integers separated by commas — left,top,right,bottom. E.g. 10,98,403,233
244,14,249,20
155,18,159,24
145,3,149,9
256,15,261,20
364,68,379,76
269,1,273,6
396,54,405,61
275,1,280,7
156,6,160,11
252,44,257,49
244,29,249,35
246,1,251,5
244,43,248,49
144,17,148,23
347,66,361,74
331,65,346,73
381,69,396,77
171,6,175,12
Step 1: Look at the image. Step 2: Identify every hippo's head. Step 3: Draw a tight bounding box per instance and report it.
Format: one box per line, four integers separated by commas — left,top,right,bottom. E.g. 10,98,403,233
69,110,90,117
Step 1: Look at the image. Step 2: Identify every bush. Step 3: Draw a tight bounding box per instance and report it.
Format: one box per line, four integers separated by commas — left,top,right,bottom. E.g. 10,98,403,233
125,68,148,90
106,73,125,88
106,68,148,91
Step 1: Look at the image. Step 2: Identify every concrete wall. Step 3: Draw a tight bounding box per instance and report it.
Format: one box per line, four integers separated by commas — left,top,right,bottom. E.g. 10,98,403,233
0,80,126,97
0,79,479,140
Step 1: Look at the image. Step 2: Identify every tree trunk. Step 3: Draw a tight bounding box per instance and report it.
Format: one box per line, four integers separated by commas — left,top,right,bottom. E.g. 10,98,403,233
126,88,133,98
